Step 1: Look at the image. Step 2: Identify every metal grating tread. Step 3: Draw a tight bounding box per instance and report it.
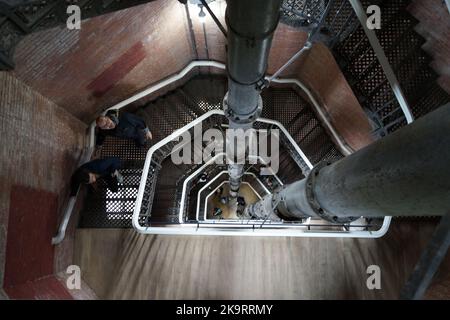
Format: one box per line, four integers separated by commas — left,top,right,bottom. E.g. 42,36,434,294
331,0,449,137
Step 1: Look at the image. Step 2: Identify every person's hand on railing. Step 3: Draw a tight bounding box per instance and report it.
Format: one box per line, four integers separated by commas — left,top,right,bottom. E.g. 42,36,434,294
92,146,102,159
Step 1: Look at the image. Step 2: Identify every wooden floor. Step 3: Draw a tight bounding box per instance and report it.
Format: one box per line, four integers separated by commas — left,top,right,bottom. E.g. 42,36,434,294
74,219,447,299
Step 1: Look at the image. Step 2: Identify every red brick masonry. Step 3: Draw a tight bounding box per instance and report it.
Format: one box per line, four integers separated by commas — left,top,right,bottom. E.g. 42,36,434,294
3,186,72,299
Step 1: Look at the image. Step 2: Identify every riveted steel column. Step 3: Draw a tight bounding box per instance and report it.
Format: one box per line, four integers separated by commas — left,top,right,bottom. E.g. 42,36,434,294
224,0,282,195
248,104,450,221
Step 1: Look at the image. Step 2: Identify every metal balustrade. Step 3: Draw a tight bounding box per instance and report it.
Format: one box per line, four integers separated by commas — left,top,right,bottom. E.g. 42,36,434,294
56,57,396,242
279,0,448,138
132,109,390,237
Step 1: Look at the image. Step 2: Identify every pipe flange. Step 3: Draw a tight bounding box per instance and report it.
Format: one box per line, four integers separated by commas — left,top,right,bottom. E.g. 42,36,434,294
223,92,263,124
305,161,358,224
272,193,307,222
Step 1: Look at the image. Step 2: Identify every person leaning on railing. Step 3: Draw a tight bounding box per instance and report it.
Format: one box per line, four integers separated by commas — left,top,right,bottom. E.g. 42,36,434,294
70,157,123,196
95,109,153,147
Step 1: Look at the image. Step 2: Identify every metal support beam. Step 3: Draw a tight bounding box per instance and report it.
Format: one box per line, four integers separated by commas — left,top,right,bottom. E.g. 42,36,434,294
224,0,282,195
200,0,227,37
247,103,450,221
400,214,450,300
267,41,312,83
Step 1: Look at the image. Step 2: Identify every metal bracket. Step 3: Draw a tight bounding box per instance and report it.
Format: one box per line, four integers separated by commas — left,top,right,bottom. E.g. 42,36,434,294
222,92,263,124
400,214,450,299
305,161,358,224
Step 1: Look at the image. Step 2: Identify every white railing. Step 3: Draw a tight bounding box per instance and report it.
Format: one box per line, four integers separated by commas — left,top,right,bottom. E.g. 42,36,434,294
133,110,311,223
54,58,398,243
52,146,94,245
198,173,269,223
132,109,391,238
192,161,280,222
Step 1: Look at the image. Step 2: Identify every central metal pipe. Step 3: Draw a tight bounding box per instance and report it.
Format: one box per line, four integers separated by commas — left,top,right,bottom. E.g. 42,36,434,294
247,103,450,221
224,0,282,196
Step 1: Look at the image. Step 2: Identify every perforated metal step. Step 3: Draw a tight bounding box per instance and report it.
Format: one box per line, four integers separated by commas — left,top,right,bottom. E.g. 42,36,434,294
330,0,450,137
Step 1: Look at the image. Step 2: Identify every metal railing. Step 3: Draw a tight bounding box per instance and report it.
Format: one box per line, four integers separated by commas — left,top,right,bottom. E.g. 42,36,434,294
54,42,405,241
133,110,313,223
132,108,391,238
348,0,414,124
52,0,426,242
279,0,416,137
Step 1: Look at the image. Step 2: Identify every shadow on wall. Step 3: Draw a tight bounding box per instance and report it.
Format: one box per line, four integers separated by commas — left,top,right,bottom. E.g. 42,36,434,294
87,83,141,114
87,69,202,118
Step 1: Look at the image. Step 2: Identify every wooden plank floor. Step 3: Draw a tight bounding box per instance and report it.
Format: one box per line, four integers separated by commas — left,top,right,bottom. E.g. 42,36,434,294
74,220,447,299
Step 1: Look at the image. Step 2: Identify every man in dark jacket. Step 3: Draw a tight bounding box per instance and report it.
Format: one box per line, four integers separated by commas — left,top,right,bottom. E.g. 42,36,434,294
70,157,123,196
95,110,152,147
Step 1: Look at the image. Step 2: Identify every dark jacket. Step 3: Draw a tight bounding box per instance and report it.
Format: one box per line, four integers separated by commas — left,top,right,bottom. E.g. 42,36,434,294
70,157,121,196
96,110,150,146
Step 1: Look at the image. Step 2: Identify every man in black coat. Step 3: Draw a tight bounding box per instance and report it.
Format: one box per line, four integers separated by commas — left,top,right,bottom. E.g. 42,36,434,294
70,157,123,196
95,110,152,147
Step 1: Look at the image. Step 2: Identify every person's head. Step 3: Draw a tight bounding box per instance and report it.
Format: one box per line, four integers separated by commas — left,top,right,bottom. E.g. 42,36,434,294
96,116,116,130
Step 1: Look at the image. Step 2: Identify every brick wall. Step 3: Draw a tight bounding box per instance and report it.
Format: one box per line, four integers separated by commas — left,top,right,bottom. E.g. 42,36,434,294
0,72,86,290
12,0,196,123
10,0,371,150
293,42,375,151
267,24,374,151
187,1,308,75
188,0,227,62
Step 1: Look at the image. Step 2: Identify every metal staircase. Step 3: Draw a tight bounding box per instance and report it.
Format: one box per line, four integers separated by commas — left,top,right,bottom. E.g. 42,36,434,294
78,76,342,228
332,0,450,137
77,0,449,236
280,0,450,137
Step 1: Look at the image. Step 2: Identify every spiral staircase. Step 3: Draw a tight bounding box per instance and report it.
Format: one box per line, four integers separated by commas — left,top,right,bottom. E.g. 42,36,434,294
76,0,449,237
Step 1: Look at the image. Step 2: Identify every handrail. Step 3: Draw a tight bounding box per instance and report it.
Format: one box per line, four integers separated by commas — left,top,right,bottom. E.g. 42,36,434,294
133,110,305,225
194,164,278,222
52,196,77,245
56,62,226,245
132,110,391,238
55,59,395,243
134,109,224,224
52,145,94,245
131,217,391,238
201,177,267,223
203,181,263,222
88,60,227,148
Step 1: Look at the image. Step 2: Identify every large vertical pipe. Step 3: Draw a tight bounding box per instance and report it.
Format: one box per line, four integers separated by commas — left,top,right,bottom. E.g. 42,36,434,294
247,104,450,221
224,0,282,195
